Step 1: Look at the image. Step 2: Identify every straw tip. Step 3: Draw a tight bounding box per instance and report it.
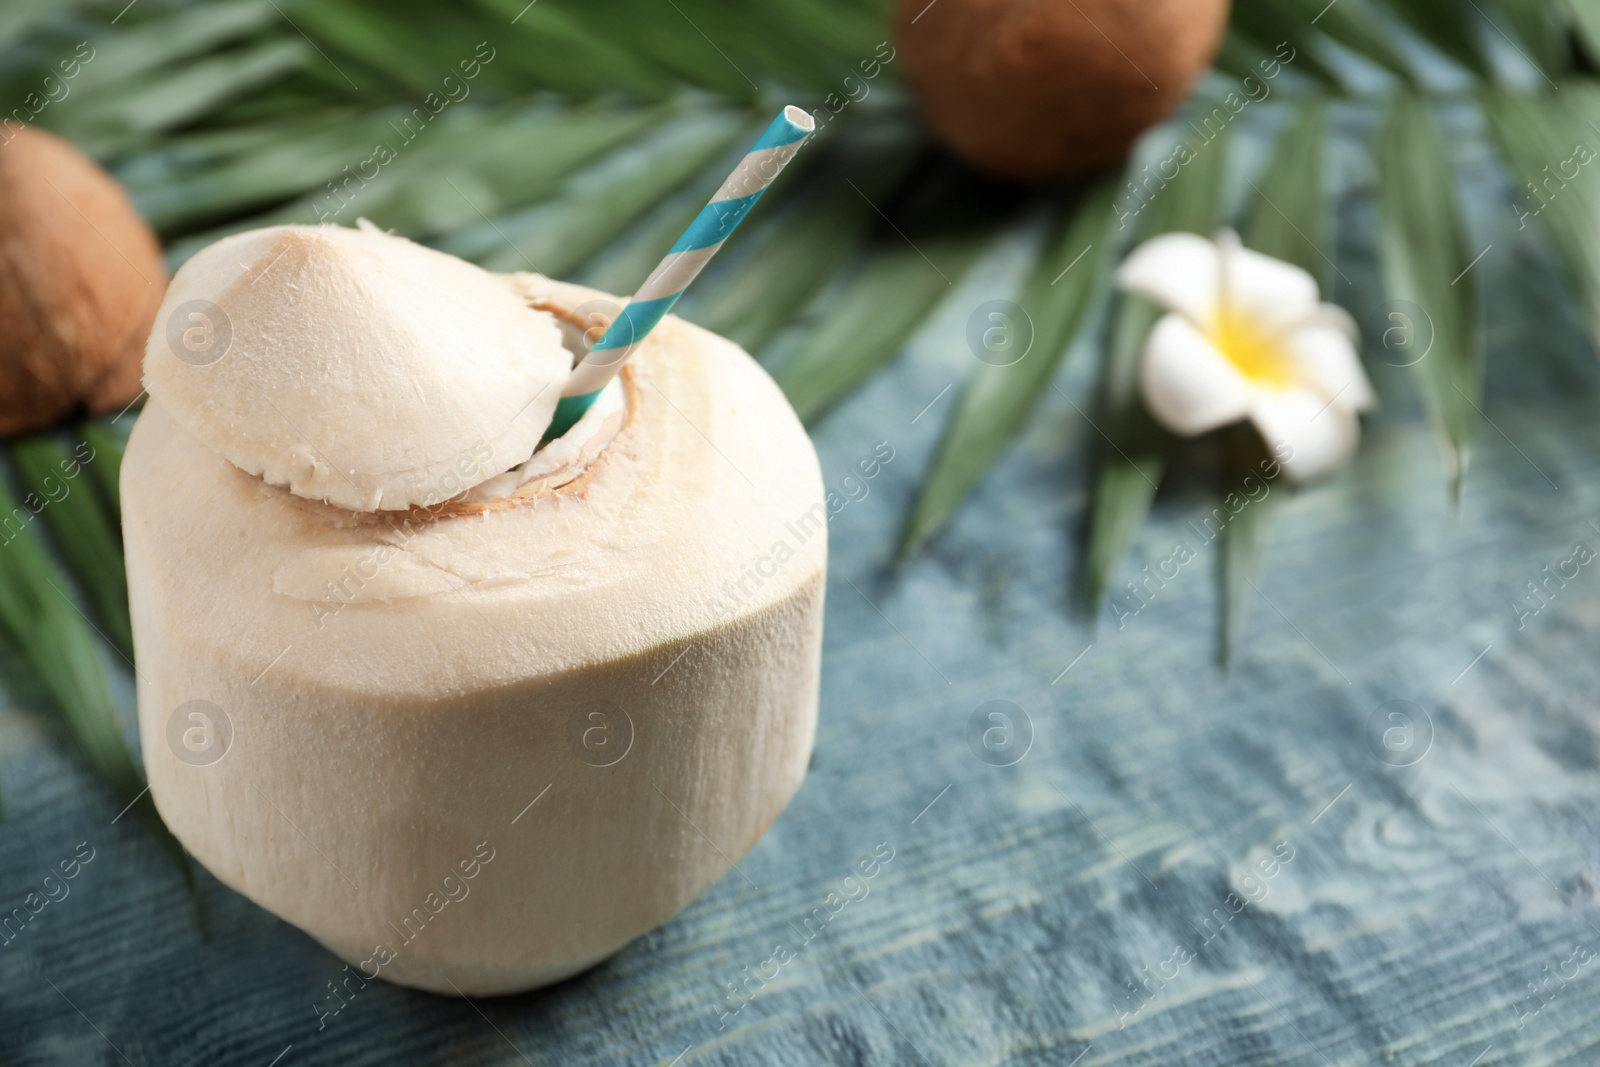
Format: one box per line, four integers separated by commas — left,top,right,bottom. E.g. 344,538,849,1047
783,104,815,134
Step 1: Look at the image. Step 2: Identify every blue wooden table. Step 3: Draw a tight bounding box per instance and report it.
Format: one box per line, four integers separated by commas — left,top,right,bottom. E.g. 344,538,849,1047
5,127,1600,1066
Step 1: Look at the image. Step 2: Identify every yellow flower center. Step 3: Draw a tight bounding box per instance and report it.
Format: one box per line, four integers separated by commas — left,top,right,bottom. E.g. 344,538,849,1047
1210,308,1295,388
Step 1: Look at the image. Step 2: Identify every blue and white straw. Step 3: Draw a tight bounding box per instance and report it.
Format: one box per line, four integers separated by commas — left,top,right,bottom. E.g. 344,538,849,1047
544,105,815,439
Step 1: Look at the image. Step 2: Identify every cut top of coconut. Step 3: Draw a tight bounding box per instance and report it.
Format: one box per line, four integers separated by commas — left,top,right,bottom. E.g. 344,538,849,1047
142,222,569,512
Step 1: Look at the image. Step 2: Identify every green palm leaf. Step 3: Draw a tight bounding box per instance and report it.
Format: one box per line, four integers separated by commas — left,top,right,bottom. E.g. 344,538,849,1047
1082,116,1236,613
1219,97,1329,662
437,106,746,274
64,0,279,99
1243,98,1331,280
1482,87,1600,342
63,40,311,154
777,220,990,426
133,108,413,233
1571,0,1600,61
1241,0,1415,84
1217,433,1288,664
1486,0,1563,73
1224,5,1353,89
9,434,132,660
1385,0,1495,77
1082,288,1169,616
896,176,1118,558
1375,92,1484,495
79,422,127,516
162,102,668,255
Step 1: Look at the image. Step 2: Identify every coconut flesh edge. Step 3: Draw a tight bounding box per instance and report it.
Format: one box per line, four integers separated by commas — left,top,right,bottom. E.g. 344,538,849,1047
142,223,572,512
123,261,827,994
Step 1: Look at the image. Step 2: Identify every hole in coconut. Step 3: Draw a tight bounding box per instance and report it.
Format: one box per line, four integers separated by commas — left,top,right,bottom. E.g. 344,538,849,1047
452,295,632,505
459,376,628,504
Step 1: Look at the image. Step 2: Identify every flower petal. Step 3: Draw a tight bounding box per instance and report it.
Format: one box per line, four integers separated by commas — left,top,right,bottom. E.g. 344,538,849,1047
1282,317,1376,411
1248,387,1361,482
1217,230,1322,333
1115,232,1220,326
1140,313,1253,436
1305,301,1360,342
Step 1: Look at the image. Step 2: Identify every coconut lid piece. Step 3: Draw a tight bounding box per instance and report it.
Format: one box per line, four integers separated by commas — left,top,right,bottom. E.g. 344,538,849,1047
143,223,569,512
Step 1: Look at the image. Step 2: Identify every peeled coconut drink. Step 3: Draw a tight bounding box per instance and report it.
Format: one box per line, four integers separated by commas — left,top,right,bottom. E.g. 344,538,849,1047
123,109,824,995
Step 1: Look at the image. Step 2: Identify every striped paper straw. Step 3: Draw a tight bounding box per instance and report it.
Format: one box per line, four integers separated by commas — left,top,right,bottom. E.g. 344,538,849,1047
543,104,815,439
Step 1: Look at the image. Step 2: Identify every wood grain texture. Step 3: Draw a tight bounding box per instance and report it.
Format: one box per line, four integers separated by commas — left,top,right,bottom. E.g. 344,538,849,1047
5,133,1600,1067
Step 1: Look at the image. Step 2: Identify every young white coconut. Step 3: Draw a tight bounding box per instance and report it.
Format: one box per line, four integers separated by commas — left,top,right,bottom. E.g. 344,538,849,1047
143,222,571,511
124,248,826,994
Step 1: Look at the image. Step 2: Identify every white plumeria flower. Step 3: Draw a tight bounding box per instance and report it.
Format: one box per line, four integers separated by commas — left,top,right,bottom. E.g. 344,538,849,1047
1115,229,1375,483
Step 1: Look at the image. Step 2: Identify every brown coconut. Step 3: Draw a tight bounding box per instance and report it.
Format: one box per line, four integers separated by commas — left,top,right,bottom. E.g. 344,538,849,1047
0,125,166,435
897,0,1231,182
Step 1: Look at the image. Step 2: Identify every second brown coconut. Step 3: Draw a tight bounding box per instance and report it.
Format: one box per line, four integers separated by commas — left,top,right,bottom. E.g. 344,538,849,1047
896,0,1232,182
0,125,166,436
